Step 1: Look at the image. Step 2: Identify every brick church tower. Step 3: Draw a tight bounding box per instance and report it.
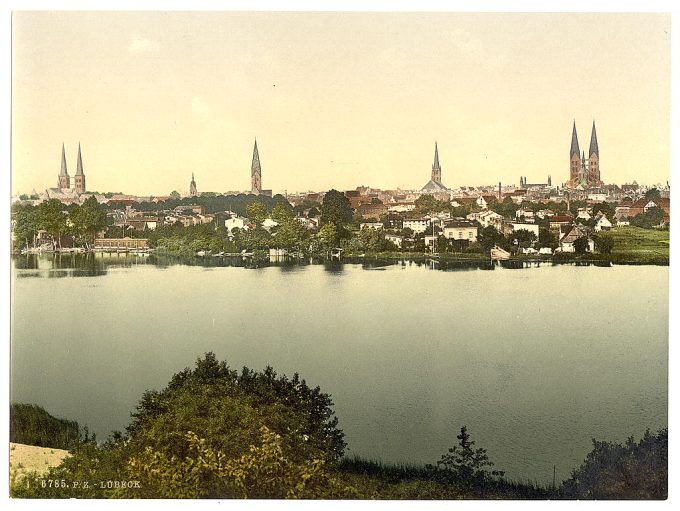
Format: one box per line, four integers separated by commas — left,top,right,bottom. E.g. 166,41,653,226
588,121,600,184
569,121,581,185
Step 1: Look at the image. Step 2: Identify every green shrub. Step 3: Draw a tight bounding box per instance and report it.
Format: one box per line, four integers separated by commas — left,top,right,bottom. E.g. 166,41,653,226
560,428,667,499
10,403,83,449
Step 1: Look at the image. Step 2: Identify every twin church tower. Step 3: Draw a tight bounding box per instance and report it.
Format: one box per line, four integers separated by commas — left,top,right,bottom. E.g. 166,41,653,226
567,120,602,188
57,143,87,194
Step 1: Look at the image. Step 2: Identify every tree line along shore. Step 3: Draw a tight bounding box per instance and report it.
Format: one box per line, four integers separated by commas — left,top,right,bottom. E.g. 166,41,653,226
11,189,669,265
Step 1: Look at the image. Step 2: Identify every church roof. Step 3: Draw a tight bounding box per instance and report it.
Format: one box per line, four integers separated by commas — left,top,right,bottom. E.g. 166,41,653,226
421,179,448,192
251,139,261,175
432,142,440,171
75,143,84,176
60,144,69,176
589,121,599,157
570,121,580,157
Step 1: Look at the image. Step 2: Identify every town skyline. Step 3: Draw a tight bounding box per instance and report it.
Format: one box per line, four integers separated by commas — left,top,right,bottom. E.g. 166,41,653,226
12,12,670,196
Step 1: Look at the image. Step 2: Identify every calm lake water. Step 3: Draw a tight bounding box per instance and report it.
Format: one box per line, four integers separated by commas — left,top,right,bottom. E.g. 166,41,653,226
10,254,668,484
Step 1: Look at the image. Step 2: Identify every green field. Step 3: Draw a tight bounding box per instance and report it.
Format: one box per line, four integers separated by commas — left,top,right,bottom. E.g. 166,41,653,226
606,226,669,264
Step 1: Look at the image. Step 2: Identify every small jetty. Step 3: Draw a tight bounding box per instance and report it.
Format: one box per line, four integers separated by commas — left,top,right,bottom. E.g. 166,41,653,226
490,246,511,261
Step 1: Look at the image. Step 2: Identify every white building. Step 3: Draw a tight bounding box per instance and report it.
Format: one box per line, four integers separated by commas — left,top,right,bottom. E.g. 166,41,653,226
403,218,431,234
508,222,540,238
224,215,250,233
594,212,613,232
443,221,478,242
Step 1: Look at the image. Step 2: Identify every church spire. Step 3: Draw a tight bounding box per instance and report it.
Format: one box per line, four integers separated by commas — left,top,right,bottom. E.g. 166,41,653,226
60,143,68,176
251,138,262,194
189,172,197,197
75,143,84,176
589,120,599,157
432,141,440,172
570,120,580,157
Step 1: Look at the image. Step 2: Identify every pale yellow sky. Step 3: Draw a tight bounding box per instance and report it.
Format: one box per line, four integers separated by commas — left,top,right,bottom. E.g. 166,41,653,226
11,12,670,196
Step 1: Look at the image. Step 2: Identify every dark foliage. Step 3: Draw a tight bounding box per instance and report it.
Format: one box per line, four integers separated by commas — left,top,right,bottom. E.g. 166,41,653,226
631,207,666,229
10,403,84,449
560,428,667,499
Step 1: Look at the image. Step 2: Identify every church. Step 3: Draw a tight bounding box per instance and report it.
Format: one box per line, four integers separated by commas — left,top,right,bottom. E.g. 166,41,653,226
566,121,602,189
43,143,87,203
421,142,449,192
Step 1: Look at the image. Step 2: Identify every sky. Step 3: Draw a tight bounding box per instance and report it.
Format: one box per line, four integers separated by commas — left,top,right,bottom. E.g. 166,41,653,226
11,11,671,196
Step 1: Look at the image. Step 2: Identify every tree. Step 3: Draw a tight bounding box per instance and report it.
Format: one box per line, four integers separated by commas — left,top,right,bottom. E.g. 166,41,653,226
246,201,268,226
538,227,557,249
644,188,660,200
12,205,37,250
71,196,108,248
561,428,667,499
316,223,338,249
477,226,509,252
320,190,352,229
511,229,537,249
170,190,181,200
573,236,590,254
430,426,501,488
37,199,68,249
271,202,294,223
233,227,272,252
414,194,446,215
273,218,309,253
11,353,351,499
631,207,666,229
594,233,614,254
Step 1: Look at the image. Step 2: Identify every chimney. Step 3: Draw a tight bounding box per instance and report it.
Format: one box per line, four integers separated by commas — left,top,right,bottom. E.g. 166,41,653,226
498,182,502,200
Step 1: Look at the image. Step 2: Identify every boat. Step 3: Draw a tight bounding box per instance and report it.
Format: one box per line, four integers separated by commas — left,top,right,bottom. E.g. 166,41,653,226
490,245,511,261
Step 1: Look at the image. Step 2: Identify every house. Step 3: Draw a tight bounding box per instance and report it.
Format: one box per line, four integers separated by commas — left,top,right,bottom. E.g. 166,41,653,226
387,202,415,213
587,192,607,202
558,226,594,253
443,221,478,242
174,204,205,215
593,211,612,232
538,247,553,255
515,208,535,222
507,222,540,238
628,197,670,217
576,208,592,221
403,217,431,234
535,209,555,220
467,210,503,229
548,215,573,231
354,202,388,219
385,234,404,249
224,215,251,233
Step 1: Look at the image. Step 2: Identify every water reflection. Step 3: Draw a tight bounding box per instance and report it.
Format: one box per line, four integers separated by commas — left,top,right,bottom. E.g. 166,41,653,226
13,253,616,278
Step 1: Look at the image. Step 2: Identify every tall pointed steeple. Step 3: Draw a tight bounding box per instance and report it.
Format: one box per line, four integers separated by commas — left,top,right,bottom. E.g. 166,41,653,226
60,143,68,176
570,121,580,157
189,172,197,197
589,120,599,157
73,143,86,194
75,143,84,175
251,138,262,194
432,141,440,172
58,143,70,189
431,141,442,185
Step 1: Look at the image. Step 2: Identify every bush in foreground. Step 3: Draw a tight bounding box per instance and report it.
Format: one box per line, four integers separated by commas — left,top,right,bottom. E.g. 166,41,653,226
560,428,667,499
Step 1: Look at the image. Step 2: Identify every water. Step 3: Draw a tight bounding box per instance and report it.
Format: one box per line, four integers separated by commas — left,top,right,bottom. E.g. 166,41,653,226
10,254,668,484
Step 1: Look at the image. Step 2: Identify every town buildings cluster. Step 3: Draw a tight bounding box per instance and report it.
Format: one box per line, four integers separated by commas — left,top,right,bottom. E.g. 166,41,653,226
13,121,671,255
